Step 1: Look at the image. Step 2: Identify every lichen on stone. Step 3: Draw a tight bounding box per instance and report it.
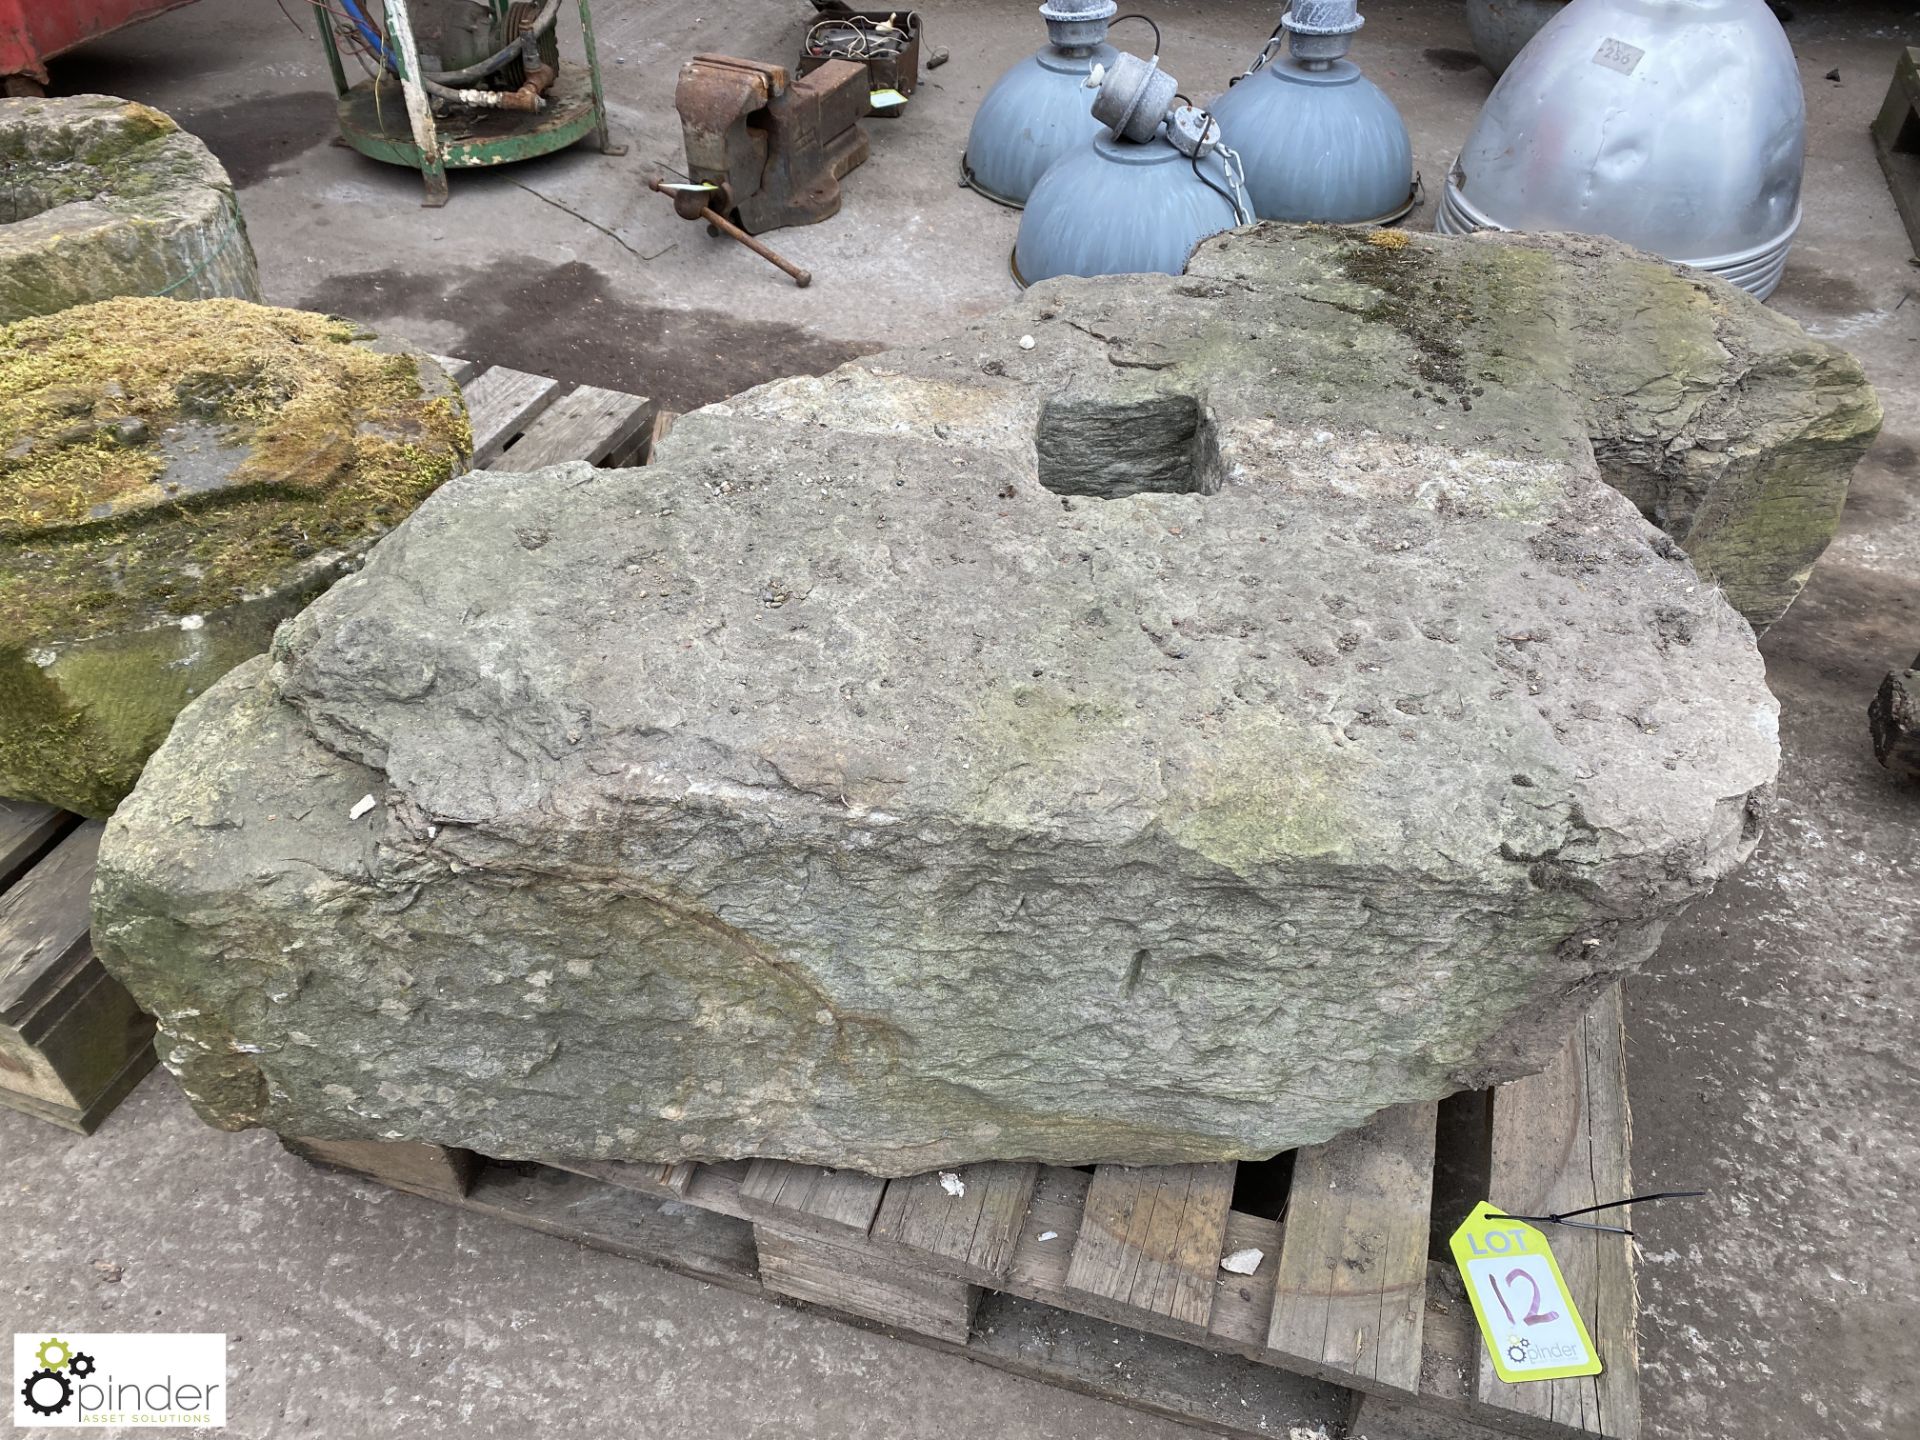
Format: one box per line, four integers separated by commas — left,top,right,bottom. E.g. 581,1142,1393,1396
0,99,177,222
0,95,262,320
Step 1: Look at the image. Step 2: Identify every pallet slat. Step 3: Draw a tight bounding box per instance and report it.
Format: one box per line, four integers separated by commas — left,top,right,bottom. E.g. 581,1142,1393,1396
0,821,156,1133
280,1136,476,1201
646,408,679,459
757,1222,982,1344
1064,1162,1236,1340
968,1290,1349,1439
741,1158,888,1238
1207,1209,1285,1358
463,365,563,466
1266,1099,1438,1396
1472,986,1637,1440
498,384,655,471
1870,47,1920,257
869,1161,1038,1282
550,1156,697,1200
464,1162,761,1290
0,801,72,893
0,822,103,1020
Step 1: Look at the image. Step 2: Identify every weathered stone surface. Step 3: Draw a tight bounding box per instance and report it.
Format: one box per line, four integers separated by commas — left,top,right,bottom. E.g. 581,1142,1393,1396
94,226,1794,1174
0,297,470,816
1870,656,1920,781
1207,226,1881,629
0,95,260,320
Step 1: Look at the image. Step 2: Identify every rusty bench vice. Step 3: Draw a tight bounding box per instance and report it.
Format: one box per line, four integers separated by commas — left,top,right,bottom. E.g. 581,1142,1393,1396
672,53,872,235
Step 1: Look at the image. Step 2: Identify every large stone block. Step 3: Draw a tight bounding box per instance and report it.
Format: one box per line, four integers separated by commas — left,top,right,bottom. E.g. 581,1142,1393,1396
93,227,1815,1173
0,95,260,320
0,297,470,816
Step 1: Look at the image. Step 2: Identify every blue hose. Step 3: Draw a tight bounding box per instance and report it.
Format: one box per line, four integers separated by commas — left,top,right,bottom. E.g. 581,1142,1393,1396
337,0,399,71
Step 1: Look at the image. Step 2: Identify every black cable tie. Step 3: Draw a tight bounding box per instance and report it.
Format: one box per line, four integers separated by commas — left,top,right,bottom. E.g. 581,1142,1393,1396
1487,1190,1707,1238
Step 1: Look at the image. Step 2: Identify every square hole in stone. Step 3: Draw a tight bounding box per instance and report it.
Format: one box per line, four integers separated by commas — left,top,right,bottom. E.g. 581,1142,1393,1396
1036,394,1222,499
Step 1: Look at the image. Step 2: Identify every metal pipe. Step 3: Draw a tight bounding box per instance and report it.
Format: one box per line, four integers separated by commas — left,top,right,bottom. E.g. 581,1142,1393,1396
421,69,552,110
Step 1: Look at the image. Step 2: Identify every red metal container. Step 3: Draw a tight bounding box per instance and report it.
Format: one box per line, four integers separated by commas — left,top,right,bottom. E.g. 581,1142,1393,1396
0,0,202,93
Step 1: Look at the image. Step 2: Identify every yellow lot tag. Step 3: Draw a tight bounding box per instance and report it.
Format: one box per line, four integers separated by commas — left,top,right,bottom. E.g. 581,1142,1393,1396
870,88,908,108
1449,1201,1602,1383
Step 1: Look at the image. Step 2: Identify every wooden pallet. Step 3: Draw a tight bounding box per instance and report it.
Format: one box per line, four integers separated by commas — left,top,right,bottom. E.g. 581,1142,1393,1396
286,989,1638,1440
1872,46,1920,258
0,804,154,1132
430,354,655,472
0,360,654,1134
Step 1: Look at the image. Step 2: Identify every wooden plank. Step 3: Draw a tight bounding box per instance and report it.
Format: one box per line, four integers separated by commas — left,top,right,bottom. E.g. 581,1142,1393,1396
1004,1164,1091,1295
756,1222,981,1344
739,1158,887,1239
1470,987,1636,1440
428,353,481,385
644,408,679,461
1871,49,1920,257
0,822,102,1022
459,1162,762,1292
965,1291,1350,1440
496,384,655,471
0,801,73,894
868,1161,1038,1282
282,1137,476,1201
1352,1390,1516,1440
1064,1162,1236,1340
463,365,563,467
0,1038,152,1134
1869,47,1920,151
547,1156,696,1200
1417,1260,1481,1410
1350,1262,1527,1439
0,955,154,1120
1266,1100,1439,1397
1207,1208,1283,1358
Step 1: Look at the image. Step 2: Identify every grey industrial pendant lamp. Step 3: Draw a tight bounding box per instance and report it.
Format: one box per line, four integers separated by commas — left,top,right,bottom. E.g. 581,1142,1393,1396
1438,0,1806,299
1206,0,1415,226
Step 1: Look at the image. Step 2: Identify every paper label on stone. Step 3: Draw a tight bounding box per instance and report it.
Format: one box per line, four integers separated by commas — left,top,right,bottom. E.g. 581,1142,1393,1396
1449,1201,1601,1383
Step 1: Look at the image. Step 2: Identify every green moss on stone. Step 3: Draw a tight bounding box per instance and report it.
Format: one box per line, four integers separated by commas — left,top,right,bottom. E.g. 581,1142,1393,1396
0,295,469,814
0,296,470,644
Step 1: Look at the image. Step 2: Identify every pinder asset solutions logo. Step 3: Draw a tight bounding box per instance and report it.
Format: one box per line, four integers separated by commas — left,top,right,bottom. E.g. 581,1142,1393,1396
13,1334,226,1428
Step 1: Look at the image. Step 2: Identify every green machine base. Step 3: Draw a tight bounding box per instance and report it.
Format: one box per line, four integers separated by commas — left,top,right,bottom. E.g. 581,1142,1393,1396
315,0,625,206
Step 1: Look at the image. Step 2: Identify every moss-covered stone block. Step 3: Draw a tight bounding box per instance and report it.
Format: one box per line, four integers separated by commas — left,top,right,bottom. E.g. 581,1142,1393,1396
0,296,471,816
0,95,260,320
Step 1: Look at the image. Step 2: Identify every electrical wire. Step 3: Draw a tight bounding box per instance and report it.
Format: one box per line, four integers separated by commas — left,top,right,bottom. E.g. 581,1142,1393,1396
806,13,908,62
1110,12,1161,57
1187,110,1252,226
1191,149,1238,220
336,0,396,69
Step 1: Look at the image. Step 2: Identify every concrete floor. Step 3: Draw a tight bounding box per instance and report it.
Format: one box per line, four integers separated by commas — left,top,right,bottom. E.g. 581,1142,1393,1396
3,1,1918,1436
